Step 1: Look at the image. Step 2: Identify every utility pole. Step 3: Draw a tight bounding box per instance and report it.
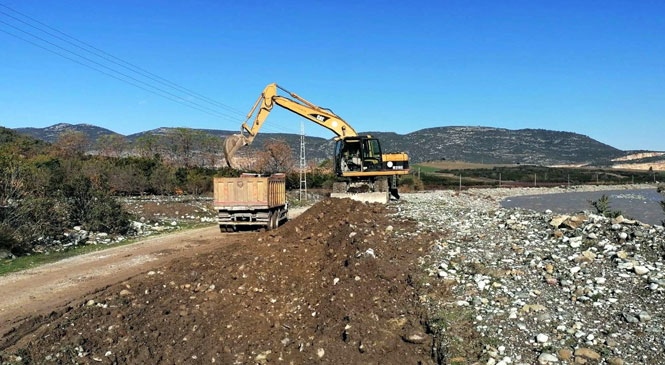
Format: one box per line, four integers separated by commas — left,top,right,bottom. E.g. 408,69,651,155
299,121,307,201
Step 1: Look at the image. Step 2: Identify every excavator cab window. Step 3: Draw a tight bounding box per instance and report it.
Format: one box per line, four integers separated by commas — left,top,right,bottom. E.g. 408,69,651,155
361,138,382,171
336,139,363,173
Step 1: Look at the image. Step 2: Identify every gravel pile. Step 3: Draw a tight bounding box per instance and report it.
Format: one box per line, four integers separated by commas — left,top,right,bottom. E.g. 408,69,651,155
396,187,665,365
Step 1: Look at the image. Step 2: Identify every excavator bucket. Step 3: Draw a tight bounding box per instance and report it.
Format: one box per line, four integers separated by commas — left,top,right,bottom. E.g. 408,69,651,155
223,134,248,168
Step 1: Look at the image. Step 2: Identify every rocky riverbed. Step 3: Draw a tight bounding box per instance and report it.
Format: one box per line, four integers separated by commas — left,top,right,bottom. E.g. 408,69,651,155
397,186,665,364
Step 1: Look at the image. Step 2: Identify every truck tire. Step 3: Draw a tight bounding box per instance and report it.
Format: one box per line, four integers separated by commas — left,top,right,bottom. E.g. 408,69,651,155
270,210,279,230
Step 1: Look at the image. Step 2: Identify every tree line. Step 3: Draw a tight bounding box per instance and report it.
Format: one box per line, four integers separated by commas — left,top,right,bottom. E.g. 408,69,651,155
0,127,336,257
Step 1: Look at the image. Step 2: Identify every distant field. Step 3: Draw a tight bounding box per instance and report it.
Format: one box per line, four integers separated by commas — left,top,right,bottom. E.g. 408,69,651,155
415,160,516,171
412,160,665,188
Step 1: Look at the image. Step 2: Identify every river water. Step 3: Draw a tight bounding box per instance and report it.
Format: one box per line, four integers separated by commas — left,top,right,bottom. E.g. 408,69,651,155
501,188,665,226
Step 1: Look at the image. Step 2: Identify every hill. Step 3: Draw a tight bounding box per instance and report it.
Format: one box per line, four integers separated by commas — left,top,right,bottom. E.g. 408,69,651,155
14,123,119,144
9,123,662,167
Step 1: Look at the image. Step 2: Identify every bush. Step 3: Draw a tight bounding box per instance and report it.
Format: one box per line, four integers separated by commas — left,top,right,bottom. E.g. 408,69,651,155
0,224,18,253
62,175,130,234
589,194,622,218
398,175,424,192
84,193,131,234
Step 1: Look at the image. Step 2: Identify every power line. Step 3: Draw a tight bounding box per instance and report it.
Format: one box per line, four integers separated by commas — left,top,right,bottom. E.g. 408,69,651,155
0,4,247,118
0,2,304,135
0,27,241,120
0,19,243,121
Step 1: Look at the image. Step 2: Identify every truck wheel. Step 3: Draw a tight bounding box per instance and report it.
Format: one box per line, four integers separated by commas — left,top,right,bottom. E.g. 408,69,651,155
270,210,278,230
266,212,274,231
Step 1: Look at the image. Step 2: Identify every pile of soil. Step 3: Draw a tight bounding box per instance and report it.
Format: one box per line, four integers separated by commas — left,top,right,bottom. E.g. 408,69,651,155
1,198,444,364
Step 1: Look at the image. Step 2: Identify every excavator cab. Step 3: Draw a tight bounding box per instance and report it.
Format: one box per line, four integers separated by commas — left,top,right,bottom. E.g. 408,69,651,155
334,137,383,175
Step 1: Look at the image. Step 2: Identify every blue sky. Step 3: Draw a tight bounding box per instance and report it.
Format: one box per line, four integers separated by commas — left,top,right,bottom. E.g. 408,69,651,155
1,0,663,151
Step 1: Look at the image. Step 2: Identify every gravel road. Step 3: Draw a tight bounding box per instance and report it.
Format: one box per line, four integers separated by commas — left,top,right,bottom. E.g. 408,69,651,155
396,185,665,364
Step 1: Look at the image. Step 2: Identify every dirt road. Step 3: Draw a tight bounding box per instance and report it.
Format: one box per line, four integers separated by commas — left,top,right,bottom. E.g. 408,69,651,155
0,226,230,334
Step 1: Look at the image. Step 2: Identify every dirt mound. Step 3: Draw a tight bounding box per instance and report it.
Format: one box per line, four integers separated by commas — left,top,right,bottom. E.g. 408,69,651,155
1,198,440,364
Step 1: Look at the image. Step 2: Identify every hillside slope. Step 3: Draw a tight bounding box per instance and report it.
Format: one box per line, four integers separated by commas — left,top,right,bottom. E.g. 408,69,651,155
9,123,651,166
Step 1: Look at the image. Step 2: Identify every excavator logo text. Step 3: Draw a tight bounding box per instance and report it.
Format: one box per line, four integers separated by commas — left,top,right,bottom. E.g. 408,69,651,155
311,114,328,122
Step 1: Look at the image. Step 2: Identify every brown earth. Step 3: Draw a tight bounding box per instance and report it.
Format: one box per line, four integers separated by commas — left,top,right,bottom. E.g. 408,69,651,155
0,198,456,364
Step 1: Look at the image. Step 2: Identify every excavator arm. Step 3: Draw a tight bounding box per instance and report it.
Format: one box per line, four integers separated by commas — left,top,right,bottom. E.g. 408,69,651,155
224,83,357,167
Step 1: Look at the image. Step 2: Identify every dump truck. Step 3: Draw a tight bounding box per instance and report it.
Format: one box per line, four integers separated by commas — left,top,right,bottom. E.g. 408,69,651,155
213,173,288,232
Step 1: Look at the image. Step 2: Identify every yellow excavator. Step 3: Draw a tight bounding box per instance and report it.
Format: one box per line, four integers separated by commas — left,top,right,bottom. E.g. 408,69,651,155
223,83,410,202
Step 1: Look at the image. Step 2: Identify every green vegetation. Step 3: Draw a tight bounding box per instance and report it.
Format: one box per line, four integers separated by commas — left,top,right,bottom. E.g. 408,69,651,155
588,194,622,218
0,127,237,258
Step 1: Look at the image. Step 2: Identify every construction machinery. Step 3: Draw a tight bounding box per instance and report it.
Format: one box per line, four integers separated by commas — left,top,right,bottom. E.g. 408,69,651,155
213,173,288,232
224,83,409,203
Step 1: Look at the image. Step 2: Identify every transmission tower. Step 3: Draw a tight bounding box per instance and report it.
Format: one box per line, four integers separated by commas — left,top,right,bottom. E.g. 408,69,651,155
299,121,307,201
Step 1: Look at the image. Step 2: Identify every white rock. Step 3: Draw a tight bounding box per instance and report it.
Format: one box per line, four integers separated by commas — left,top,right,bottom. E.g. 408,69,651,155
537,353,558,363
536,333,549,343
634,266,650,275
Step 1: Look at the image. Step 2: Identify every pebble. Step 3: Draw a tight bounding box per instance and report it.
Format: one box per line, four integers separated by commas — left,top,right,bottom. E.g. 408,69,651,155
634,266,650,275
397,187,665,365
537,353,558,363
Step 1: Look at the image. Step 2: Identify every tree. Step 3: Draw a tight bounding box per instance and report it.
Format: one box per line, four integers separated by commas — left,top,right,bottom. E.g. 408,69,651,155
51,131,89,158
253,140,295,174
199,134,224,168
134,134,161,159
164,128,207,167
96,134,127,158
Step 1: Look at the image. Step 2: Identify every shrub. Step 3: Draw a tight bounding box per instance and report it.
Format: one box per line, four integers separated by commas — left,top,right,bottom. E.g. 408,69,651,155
589,194,622,218
84,193,131,234
0,224,18,253
398,175,424,191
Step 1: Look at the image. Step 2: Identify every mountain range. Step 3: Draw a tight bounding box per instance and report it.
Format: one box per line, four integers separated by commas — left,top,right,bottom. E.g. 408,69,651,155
10,123,665,169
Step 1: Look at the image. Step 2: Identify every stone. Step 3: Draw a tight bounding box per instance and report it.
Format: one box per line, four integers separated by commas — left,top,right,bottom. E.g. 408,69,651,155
570,237,583,248
607,358,624,365
557,348,573,361
521,304,547,313
574,348,601,360
536,333,549,343
623,312,639,323
634,266,650,275
638,311,652,322
550,215,570,228
537,353,558,363
402,332,427,344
